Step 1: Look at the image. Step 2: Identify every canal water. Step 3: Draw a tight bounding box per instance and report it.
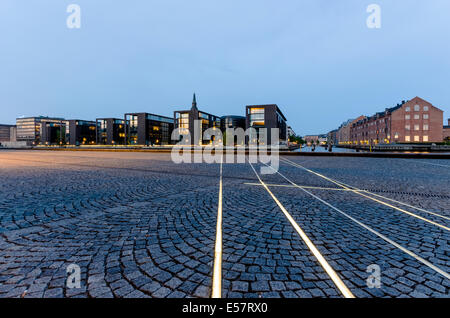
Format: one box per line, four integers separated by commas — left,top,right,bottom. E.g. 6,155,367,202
294,146,356,153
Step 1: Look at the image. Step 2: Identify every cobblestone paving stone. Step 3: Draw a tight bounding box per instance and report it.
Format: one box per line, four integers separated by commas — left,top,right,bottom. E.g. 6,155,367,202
0,151,448,298
0,151,220,298
221,163,341,298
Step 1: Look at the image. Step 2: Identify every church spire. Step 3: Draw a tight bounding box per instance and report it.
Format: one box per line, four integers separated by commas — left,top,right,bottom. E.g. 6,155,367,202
192,93,197,110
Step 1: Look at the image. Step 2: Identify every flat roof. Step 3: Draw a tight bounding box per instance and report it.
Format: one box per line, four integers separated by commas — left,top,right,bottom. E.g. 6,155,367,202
16,116,65,120
221,115,245,119
174,109,220,118
96,118,126,121
125,112,173,120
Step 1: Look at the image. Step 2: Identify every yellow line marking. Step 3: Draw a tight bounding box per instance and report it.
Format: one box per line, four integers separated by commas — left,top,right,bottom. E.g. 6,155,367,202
262,161,450,281
281,157,450,231
244,182,353,191
247,160,355,298
211,155,223,298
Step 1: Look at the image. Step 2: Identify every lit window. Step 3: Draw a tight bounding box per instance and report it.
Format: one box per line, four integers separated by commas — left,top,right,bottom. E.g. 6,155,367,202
414,114,420,120
405,115,410,120
405,106,410,112
423,136,429,142
405,124,410,130
423,106,429,111
250,108,265,114
414,105,420,111
405,136,410,142
414,136,420,142
423,124,429,131
414,124,419,131
423,114,429,119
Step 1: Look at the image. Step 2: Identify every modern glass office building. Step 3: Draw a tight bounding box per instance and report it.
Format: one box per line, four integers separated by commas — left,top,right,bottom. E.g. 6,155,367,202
41,120,68,145
221,115,246,131
67,120,97,145
16,116,65,144
41,119,97,145
246,104,287,145
220,115,246,146
96,118,127,145
124,113,174,146
174,94,221,145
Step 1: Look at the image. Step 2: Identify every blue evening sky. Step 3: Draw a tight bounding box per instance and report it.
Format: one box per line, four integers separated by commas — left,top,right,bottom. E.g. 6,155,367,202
0,0,449,135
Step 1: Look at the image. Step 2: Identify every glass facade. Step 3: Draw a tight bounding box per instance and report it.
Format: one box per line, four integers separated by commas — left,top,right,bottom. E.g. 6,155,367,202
16,117,65,144
246,105,287,145
147,114,171,145
249,108,265,126
125,113,174,145
97,118,126,145
42,121,69,145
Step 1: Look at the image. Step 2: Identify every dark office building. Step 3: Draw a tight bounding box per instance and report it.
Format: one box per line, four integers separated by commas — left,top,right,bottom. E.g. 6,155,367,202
96,118,127,145
67,120,97,145
16,116,65,144
0,124,15,142
221,115,246,131
41,121,67,145
221,115,246,146
245,104,287,145
124,113,174,146
174,94,221,145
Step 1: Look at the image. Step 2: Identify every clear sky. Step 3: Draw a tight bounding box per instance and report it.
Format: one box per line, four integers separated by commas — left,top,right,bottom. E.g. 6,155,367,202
1,0,449,135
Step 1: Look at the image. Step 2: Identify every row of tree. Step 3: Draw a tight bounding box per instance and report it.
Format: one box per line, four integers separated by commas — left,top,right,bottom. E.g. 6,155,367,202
288,135,307,145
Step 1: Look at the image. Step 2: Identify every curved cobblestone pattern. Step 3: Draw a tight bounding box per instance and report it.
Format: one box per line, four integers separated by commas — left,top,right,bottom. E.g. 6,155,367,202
0,151,449,298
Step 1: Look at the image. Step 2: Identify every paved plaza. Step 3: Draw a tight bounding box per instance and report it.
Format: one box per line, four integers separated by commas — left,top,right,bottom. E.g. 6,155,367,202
0,150,449,298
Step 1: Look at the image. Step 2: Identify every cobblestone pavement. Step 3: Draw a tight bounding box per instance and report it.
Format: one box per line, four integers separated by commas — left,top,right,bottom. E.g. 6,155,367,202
0,151,448,298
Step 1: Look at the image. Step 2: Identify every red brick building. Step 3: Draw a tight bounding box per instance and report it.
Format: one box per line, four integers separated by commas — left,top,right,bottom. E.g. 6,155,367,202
350,97,444,145
337,115,365,145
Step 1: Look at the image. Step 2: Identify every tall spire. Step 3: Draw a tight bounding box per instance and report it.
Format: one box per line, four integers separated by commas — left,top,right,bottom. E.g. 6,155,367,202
192,93,198,110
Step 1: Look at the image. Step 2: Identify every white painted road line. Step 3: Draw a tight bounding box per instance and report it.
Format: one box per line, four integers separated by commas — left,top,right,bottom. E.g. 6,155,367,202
248,159,355,298
281,157,450,231
265,160,450,281
243,182,353,191
211,155,224,298
406,160,450,168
